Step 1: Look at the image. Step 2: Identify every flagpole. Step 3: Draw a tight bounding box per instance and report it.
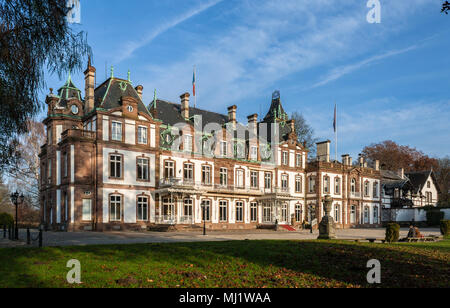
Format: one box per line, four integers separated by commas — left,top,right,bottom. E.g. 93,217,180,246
194,65,197,109
335,103,338,163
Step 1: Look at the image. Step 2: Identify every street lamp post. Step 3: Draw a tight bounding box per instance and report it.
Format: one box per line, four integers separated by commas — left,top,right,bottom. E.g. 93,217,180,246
10,191,24,241
202,203,206,236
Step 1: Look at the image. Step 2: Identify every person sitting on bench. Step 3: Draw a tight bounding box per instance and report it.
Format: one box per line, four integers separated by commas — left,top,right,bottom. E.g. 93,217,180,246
414,226,424,239
407,225,416,238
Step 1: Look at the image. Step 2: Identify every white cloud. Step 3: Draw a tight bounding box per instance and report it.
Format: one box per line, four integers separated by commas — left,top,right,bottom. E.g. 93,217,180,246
115,0,224,63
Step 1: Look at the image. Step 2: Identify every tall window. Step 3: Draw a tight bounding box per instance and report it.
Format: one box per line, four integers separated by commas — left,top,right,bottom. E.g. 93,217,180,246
364,207,370,224
295,176,302,193
48,159,52,184
281,174,289,190
295,204,302,222
137,158,149,181
184,199,193,218
282,151,288,165
364,181,370,197
296,154,302,168
184,135,193,152
202,165,211,185
250,202,258,222
219,201,228,222
350,205,356,224
427,181,431,189
111,121,122,141
251,146,258,160
138,126,148,144
426,192,433,204
250,171,258,189
264,172,272,189
110,195,122,222
63,153,68,178
334,205,340,223
373,182,379,198
220,168,228,186
220,141,228,157
236,201,244,222
308,176,316,193
82,199,92,221
281,203,288,222
110,154,122,178
263,204,272,223
201,200,211,222
236,169,244,188
164,161,175,179
184,163,194,182
137,196,148,221
373,206,379,224
351,179,356,193
335,177,341,195
323,176,330,194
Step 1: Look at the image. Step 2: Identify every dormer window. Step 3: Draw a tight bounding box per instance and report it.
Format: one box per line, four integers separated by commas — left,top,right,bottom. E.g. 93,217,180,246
127,106,134,113
71,105,79,115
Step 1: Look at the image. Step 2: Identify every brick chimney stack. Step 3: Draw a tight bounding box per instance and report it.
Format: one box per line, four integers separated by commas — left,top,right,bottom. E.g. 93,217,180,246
287,119,295,133
84,57,96,113
358,154,364,167
228,105,237,128
135,85,143,100
180,93,190,119
247,114,258,136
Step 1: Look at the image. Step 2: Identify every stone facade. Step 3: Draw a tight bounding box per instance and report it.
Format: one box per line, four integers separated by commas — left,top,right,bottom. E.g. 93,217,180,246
39,62,382,232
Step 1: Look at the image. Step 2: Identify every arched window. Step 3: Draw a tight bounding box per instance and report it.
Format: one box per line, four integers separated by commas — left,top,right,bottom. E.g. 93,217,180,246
373,182,379,198
350,205,356,224
351,179,356,193
364,206,370,224
323,176,330,194
295,204,302,222
373,206,379,224
335,177,341,194
334,204,340,223
364,181,370,197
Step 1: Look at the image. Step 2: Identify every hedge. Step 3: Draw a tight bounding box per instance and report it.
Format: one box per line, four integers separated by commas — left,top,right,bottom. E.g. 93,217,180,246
426,211,445,226
385,223,400,243
440,220,450,236
0,213,14,227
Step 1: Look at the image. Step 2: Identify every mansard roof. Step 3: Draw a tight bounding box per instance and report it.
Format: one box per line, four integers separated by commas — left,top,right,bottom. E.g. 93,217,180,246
94,77,151,116
56,73,82,107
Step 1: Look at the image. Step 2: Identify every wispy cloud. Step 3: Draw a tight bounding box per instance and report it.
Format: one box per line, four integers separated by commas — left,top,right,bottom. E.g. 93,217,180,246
115,0,223,63
310,45,419,89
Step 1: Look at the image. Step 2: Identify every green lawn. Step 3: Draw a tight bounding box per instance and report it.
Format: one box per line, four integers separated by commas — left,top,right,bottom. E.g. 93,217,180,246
0,239,448,288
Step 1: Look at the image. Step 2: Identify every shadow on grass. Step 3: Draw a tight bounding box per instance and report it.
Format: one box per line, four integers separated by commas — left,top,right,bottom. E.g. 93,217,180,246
0,240,448,288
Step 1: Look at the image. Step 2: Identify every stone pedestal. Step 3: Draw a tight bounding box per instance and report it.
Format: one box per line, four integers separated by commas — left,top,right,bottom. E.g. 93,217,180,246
318,195,337,240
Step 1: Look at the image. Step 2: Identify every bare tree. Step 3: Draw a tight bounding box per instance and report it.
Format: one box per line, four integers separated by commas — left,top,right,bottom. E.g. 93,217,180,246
291,112,319,158
6,120,45,209
443,1,450,14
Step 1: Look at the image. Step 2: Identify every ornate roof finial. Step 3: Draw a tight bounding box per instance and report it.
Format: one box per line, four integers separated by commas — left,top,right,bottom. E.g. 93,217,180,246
88,55,91,68
127,70,131,82
111,65,114,78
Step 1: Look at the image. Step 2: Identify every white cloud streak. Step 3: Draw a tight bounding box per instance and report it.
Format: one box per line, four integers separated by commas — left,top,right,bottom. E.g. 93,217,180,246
115,0,224,63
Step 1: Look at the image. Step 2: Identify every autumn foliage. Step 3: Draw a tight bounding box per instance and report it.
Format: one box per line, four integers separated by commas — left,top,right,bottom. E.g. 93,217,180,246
361,140,438,172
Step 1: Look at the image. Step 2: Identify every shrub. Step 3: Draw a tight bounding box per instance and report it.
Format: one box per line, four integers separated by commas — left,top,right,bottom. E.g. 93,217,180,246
440,220,450,236
426,210,444,226
0,213,14,227
385,223,400,243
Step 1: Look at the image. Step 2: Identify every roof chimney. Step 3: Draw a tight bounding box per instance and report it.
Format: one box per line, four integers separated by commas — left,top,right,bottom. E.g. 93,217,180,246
180,93,190,119
84,57,96,113
398,168,405,179
248,114,258,136
342,154,350,166
375,160,380,171
358,154,364,167
287,119,295,134
317,141,331,163
228,105,237,125
135,85,143,100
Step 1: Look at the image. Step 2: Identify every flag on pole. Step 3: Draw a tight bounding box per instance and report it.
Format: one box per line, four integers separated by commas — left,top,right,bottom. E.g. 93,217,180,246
333,104,337,133
192,67,196,97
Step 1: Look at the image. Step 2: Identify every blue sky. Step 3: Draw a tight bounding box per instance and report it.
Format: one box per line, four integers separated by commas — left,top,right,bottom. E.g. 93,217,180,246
41,0,450,159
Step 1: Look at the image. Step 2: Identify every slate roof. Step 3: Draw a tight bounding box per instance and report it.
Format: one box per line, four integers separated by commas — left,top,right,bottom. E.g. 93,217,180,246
405,171,434,194
94,78,151,116
381,170,438,194
56,75,82,108
381,170,410,191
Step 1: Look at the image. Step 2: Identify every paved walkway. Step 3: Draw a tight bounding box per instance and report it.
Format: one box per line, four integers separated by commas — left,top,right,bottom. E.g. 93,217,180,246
6,227,441,248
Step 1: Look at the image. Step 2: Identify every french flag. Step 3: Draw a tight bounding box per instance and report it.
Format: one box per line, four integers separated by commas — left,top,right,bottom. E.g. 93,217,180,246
192,68,196,97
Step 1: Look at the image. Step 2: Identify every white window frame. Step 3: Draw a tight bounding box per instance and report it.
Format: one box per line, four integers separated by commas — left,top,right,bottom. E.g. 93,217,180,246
82,199,92,221
138,126,148,145
184,135,193,152
111,121,123,141
219,200,228,222
295,176,302,193
236,201,244,222
110,154,122,178
137,158,149,181
137,196,149,221
220,168,228,186
220,141,228,157
236,169,244,188
110,195,122,222
250,202,258,222
250,171,258,189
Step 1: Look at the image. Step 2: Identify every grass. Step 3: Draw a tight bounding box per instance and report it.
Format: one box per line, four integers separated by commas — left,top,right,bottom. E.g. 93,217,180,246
0,239,448,288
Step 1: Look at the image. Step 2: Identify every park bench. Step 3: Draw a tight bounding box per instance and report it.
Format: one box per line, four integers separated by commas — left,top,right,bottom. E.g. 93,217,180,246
402,237,438,243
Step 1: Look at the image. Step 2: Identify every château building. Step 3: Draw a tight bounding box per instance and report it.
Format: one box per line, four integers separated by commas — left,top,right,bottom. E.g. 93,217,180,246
39,61,382,232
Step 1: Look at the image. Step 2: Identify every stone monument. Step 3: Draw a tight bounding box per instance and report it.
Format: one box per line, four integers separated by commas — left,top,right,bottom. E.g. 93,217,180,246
318,195,337,240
